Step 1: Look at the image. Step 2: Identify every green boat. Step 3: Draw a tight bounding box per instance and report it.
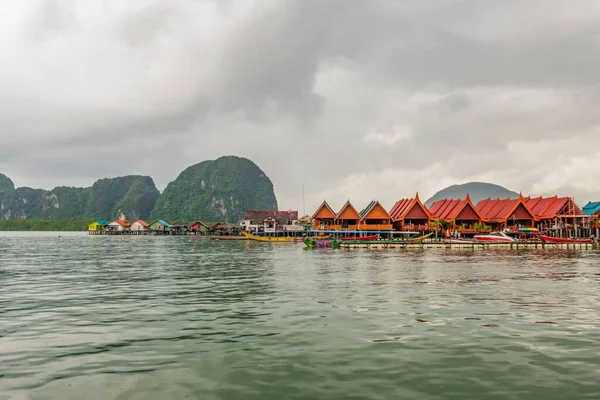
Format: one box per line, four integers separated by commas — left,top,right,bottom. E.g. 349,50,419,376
303,236,341,249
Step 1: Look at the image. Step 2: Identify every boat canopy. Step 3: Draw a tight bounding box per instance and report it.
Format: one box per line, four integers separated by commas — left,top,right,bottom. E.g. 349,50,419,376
517,227,539,232
307,230,420,235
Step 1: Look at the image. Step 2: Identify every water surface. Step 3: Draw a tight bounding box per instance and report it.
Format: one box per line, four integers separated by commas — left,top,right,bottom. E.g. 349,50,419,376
1,232,599,399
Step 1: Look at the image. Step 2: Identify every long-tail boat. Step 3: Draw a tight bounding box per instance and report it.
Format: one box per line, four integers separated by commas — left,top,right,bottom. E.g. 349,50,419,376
241,231,301,243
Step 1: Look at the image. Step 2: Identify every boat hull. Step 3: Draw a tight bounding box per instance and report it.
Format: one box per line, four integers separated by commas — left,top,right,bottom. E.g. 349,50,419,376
241,231,300,242
537,234,593,244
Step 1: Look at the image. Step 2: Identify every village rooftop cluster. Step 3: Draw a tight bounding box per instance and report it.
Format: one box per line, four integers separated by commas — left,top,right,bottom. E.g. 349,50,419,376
87,211,303,235
311,194,600,238
88,195,600,238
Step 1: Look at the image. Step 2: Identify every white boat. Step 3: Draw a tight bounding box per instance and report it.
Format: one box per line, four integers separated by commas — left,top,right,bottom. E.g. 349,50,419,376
473,232,516,243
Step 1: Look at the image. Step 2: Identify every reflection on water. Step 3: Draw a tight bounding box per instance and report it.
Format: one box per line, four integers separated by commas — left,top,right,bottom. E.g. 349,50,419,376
1,232,599,399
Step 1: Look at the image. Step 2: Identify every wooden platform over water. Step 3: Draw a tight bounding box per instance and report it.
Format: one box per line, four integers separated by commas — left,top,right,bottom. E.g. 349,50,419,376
339,240,599,250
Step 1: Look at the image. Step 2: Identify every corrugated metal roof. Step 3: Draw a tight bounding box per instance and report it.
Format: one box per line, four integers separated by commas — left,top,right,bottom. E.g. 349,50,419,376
95,220,109,225
359,200,377,219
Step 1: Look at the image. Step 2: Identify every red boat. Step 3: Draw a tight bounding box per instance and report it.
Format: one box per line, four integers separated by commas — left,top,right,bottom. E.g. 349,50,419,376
340,234,379,241
537,234,593,244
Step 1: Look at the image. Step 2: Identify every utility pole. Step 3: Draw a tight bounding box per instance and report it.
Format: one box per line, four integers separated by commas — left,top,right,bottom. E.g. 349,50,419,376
302,184,305,216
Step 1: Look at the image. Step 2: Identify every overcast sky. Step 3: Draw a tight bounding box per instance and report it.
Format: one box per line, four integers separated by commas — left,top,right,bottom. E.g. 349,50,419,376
1,0,599,213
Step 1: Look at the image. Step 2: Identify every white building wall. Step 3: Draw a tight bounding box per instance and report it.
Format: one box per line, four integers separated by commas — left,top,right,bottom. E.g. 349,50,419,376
108,222,124,231
130,222,147,231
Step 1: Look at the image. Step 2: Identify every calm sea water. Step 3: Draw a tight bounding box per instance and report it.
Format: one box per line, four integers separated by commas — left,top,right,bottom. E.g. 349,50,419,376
1,232,599,399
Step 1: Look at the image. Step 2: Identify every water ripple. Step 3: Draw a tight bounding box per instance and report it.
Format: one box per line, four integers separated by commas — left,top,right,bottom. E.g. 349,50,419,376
1,232,599,399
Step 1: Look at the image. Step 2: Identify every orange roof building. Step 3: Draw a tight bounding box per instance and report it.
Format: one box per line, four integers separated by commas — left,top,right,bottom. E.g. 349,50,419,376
428,194,483,231
523,195,592,234
312,200,336,230
389,193,433,231
476,194,535,230
335,200,361,230
358,200,393,230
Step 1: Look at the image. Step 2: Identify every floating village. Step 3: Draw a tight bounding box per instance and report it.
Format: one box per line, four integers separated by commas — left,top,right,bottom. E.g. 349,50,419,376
88,193,600,250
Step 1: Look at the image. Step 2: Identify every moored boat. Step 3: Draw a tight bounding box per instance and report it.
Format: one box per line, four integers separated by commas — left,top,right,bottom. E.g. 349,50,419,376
537,234,593,244
241,231,301,243
473,232,515,243
303,237,341,249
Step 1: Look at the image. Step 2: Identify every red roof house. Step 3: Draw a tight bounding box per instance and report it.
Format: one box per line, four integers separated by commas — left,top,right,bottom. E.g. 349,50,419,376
476,194,535,230
428,194,483,231
389,193,433,231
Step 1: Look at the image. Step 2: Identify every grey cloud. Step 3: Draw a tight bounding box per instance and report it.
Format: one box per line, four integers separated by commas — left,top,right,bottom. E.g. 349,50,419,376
1,0,599,212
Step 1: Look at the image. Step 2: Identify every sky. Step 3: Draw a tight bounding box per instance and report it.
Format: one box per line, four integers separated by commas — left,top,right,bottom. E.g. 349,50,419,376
1,0,600,214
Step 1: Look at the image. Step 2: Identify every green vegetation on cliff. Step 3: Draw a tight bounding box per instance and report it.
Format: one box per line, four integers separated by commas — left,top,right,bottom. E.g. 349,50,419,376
1,156,278,224
152,156,278,222
0,176,159,221
0,220,88,231
0,173,15,192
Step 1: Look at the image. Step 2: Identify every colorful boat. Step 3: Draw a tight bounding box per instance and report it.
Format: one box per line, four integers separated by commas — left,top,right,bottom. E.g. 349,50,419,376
473,232,516,243
340,234,379,241
537,234,593,244
303,236,341,249
241,231,301,243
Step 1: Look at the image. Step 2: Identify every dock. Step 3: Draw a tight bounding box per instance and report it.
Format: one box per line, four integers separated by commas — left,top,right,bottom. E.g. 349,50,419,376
338,240,598,250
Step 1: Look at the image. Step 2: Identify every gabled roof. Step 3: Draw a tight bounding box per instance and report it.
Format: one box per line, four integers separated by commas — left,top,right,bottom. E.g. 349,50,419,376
523,196,582,219
190,220,209,228
428,194,481,221
359,200,391,221
335,200,361,220
150,219,171,227
524,196,557,218
476,195,535,222
132,220,149,227
389,193,433,221
93,219,109,226
312,200,336,220
109,219,131,227
583,201,600,215
211,222,236,229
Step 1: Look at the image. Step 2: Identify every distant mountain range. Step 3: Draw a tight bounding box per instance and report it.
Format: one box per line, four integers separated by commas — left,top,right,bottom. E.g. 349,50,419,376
0,156,278,222
425,182,519,206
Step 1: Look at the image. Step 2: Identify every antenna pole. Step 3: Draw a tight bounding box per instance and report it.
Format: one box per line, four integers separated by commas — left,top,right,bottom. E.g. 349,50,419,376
302,184,305,216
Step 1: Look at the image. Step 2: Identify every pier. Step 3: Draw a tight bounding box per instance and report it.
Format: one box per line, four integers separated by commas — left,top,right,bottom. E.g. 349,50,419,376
338,240,598,251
